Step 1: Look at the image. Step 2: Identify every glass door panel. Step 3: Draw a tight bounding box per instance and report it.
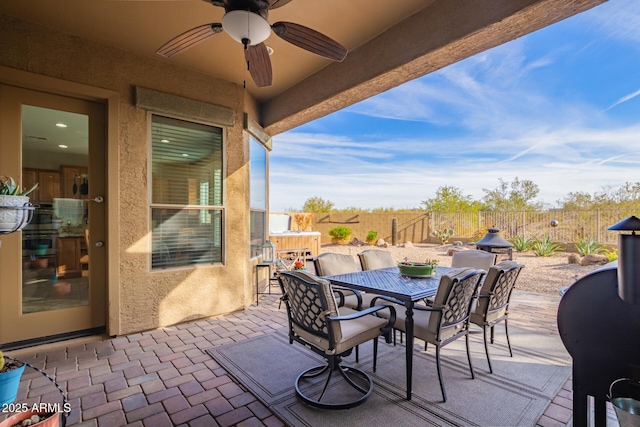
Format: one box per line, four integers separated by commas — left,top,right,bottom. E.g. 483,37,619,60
21,105,90,314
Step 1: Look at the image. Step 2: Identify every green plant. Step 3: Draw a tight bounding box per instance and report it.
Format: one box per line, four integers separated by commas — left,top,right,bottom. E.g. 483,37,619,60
328,226,352,244
604,248,618,262
511,235,534,252
0,350,4,372
365,230,378,245
0,176,38,196
573,236,604,256
531,234,561,257
432,228,454,245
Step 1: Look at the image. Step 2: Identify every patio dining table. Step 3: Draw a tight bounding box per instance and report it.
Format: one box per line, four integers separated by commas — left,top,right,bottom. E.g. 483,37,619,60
326,266,455,401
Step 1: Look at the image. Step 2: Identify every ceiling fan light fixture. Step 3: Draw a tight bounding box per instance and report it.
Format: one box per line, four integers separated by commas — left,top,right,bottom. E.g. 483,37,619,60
222,10,271,46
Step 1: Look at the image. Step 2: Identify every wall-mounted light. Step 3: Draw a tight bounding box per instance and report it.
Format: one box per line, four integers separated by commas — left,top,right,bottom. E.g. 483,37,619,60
608,215,640,304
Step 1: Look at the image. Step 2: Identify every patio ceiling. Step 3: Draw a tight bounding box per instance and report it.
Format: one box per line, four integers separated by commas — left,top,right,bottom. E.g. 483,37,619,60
0,0,606,134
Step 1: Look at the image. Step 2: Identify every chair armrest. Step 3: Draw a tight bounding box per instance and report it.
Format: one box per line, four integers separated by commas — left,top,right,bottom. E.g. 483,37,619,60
328,304,397,343
370,294,403,306
332,286,363,308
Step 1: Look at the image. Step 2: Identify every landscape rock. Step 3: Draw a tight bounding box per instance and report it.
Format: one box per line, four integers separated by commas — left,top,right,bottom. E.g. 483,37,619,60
404,241,414,248
580,253,608,266
376,238,387,247
350,237,365,247
447,247,466,256
453,241,463,246
567,253,582,264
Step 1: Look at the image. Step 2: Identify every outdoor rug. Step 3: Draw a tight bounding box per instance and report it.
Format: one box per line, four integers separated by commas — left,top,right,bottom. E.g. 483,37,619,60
206,326,571,426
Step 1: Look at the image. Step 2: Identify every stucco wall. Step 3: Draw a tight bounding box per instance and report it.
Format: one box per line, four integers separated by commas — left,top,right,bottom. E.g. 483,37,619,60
0,14,257,335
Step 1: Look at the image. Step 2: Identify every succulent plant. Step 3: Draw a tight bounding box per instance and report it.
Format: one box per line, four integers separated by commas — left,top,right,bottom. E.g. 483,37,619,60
0,176,38,196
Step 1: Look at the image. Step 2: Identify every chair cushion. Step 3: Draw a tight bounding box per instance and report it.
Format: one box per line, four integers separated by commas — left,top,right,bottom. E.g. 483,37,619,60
358,250,395,270
451,250,496,271
313,253,361,276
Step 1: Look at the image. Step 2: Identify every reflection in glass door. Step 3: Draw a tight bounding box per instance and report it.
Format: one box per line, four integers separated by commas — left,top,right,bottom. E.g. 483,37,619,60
21,106,90,313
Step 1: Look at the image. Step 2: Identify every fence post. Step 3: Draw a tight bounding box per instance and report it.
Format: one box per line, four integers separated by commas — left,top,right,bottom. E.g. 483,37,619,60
522,211,526,237
597,209,601,242
392,218,397,246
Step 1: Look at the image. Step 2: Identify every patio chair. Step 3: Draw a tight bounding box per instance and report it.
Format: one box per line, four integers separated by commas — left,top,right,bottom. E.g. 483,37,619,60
313,253,369,309
469,260,524,373
278,270,396,409
375,268,485,402
358,249,395,270
451,249,497,271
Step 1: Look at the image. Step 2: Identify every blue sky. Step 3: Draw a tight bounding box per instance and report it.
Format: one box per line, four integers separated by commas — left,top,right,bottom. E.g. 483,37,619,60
269,0,640,212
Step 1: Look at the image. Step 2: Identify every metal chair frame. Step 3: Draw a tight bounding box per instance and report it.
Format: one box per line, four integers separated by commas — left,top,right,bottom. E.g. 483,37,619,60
278,271,395,409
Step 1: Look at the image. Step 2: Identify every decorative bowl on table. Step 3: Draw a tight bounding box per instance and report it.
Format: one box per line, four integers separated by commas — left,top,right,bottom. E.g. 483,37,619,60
397,261,437,278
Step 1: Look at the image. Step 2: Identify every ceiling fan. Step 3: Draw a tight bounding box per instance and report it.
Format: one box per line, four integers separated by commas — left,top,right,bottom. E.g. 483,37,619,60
156,0,348,87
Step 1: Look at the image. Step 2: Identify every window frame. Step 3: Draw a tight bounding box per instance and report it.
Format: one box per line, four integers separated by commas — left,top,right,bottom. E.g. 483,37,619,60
147,112,227,272
249,136,268,259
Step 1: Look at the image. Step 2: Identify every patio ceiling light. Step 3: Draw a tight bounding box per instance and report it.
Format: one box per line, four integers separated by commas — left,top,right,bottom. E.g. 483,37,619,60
222,10,271,46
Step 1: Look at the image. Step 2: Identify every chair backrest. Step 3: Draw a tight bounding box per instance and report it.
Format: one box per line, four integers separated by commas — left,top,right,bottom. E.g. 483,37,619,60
474,260,524,318
428,268,485,340
313,252,362,276
278,270,342,346
451,249,496,271
358,250,395,271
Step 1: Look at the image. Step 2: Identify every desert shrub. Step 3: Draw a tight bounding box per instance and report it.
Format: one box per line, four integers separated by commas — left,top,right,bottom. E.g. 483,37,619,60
432,228,454,245
366,231,378,245
329,226,352,244
573,236,604,256
531,234,561,257
604,248,618,262
511,235,534,252
292,212,313,231
471,229,486,242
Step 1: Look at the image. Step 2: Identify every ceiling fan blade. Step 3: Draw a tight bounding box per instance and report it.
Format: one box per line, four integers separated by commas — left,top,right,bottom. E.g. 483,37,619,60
268,0,293,9
272,22,347,62
205,0,225,6
157,23,223,57
244,43,273,87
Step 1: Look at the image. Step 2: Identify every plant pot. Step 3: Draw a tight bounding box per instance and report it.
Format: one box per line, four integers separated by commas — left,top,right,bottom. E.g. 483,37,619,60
52,282,71,297
0,410,61,427
0,361,25,406
0,195,31,232
30,258,48,269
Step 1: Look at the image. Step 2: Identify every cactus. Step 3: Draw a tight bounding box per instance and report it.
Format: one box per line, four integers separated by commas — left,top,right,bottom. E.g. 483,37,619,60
432,228,454,245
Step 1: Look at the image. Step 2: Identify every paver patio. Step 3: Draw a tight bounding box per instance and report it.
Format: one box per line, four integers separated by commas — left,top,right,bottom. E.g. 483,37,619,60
2,290,576,427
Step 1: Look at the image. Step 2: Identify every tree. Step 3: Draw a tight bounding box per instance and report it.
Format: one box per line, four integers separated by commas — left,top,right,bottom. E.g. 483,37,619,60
421,186,483,212
482,177,541,211
559,191,594,210
302,196,334,213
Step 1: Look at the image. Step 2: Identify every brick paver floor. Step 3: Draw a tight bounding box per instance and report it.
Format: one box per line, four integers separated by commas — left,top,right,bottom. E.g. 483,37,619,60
1,290,577,427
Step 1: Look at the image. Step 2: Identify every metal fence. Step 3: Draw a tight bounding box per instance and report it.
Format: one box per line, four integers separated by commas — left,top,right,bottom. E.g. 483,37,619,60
431,210,638,245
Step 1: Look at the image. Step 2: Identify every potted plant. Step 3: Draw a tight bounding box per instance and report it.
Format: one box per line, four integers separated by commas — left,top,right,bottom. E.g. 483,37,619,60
0,351,26,407
0,176,38,233
0,352,67,427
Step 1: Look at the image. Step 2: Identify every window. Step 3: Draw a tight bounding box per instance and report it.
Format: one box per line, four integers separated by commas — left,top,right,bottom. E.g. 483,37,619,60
250,137,267,258
150,115,224,269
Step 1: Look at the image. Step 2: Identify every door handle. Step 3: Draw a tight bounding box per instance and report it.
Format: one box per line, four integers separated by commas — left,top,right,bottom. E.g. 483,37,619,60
95,241,104,248
89,196,104,203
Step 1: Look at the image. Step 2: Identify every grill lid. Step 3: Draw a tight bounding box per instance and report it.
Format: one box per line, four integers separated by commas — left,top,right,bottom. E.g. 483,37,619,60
475,227,513,248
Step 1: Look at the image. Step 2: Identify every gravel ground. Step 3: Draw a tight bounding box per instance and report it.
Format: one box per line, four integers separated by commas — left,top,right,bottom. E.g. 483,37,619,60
320,242,604,295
